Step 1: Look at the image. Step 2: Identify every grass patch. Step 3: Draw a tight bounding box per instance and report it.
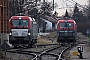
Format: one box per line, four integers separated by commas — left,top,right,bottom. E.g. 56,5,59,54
36,37,57,45
36,37,52,44
47,32,56,37
36,32,57,45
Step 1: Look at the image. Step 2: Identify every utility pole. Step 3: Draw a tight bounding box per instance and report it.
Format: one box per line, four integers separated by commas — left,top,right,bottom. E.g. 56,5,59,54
88,0,90,5
43,0,45,10
53,0,54,10
43,0,45,2
35,0,37,6
35,0,37,18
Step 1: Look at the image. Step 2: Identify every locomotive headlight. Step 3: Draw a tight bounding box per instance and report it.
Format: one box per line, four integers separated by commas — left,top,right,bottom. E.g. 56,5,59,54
65,31,68,32
73,33,75,36
9,33,12,35
28,33,31,35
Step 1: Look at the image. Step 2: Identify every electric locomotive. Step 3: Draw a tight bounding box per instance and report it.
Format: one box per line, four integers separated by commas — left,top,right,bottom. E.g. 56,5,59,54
57,18,77,44
8,14,38,47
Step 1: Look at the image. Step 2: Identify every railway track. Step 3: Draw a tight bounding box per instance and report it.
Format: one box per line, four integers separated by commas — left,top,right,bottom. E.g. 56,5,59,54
38,44,75,60
5,43,75,60
6,48,38,60
6,44,59,60
5,44,82,60
4,32,84,60
3,41,79,60
2,39,79,60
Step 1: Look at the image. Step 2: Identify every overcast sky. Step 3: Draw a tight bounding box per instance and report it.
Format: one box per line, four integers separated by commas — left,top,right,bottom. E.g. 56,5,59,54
48,0,88,16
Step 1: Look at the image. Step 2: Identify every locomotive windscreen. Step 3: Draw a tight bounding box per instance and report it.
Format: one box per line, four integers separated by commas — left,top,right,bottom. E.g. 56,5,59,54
60,22,73,28
12,20,28,27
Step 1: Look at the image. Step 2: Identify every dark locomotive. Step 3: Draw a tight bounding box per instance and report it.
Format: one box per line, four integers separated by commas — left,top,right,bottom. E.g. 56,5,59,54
57,19,77,44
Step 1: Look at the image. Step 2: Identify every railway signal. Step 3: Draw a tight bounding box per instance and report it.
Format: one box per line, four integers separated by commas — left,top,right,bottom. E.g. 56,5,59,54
86,29,89,37
72,46,83,59
77,46,83,59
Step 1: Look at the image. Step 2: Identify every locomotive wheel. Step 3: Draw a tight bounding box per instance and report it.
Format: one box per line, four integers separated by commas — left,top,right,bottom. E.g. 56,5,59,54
28,42,33,48
14,45,19,48
28,44,32,48
70,43,73,46
61,44,64,46
58,43,64,46
58,43,60,45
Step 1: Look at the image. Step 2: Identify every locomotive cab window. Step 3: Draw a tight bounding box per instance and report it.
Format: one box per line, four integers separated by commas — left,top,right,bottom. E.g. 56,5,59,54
68,23,73,28
12,20,28,27
60,22,73,28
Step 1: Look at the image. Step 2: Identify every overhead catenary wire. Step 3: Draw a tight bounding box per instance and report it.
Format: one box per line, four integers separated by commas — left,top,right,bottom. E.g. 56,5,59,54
58,0,88,11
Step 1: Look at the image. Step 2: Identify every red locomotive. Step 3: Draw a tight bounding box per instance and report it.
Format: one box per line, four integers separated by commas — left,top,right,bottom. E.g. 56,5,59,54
8,14,38,47
57,18,77,44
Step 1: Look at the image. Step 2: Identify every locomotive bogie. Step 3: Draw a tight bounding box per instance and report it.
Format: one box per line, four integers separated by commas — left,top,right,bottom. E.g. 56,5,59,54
57,36,75,43
9,36,31,44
